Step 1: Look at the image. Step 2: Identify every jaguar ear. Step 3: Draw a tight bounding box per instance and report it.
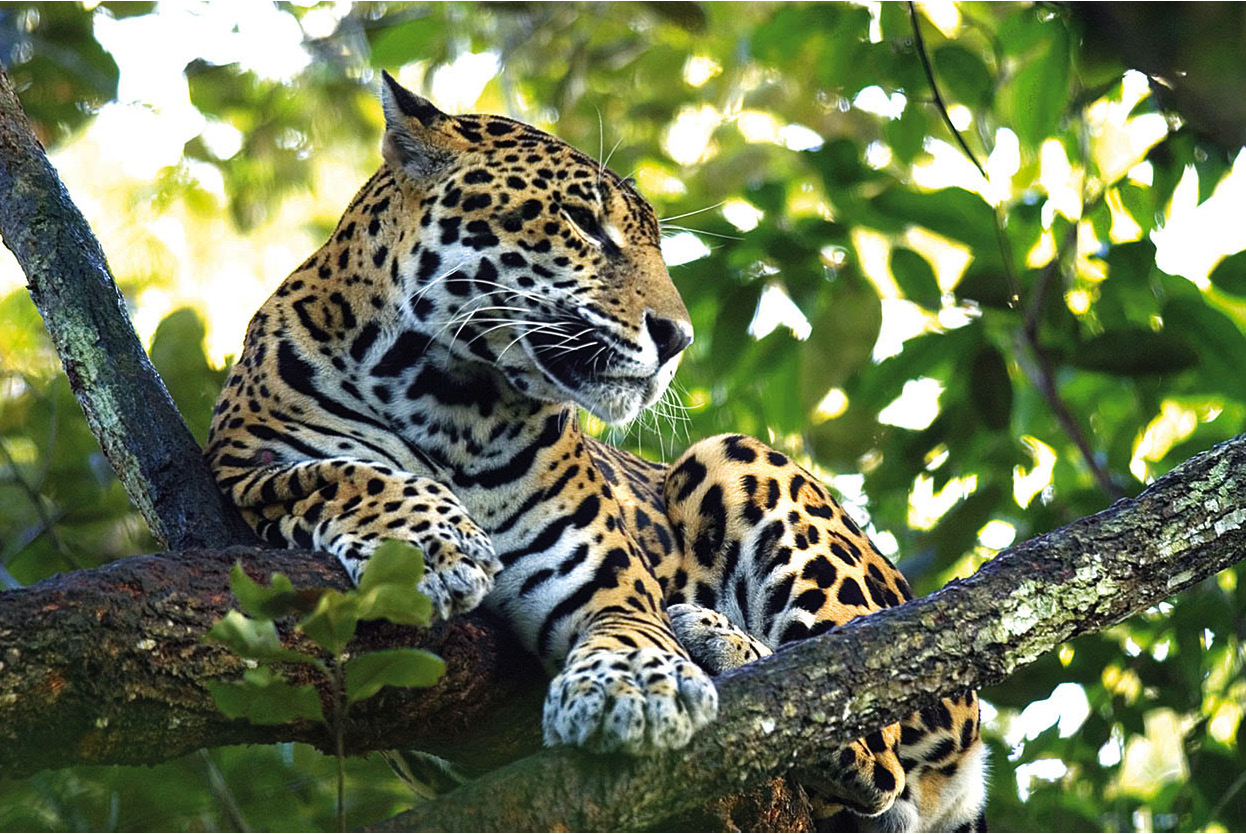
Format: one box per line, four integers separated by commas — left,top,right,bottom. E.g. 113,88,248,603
380,70,458,180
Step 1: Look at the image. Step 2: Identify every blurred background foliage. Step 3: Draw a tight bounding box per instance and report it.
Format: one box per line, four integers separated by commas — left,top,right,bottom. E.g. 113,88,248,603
2,1,1246,831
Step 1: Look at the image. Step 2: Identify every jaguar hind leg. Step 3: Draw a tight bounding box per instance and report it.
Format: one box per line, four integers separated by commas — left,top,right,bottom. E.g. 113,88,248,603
664,434,908,819
662,434,986,831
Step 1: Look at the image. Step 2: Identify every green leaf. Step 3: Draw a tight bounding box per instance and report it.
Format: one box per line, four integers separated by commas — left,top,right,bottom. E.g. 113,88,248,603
926,482,1005,570
206,611,317,666
1161,296,1246,396
206,666,325,724
1001,20,1070,147
811,138,871,188
1068,328,1198,377
799,278,882,412
890,247,941,309
1115,183,1157,233
353,541,434,625
368,18,441,69
344,648,445,704
356,584,435,626
358,540,426,593
710,284,763,380
870,187,998,251
933,45,993,109
999,6,1050,56
298,590,359,656
955,262,1015,309
886,105,928,165
1208,249,1246,297
229,562,321,621
148,308,225,443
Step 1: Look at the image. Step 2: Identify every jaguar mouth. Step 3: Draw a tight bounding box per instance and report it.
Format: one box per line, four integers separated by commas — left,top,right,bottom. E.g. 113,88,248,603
524,318,626,391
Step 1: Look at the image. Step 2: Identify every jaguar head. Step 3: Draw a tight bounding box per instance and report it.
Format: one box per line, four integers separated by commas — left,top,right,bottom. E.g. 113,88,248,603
379,71,692,425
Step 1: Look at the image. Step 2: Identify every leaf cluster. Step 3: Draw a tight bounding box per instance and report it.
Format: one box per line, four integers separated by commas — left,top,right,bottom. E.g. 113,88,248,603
205,542,444,725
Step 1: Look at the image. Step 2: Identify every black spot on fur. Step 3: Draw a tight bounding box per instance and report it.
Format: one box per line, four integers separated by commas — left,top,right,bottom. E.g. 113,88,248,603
837,577,868,608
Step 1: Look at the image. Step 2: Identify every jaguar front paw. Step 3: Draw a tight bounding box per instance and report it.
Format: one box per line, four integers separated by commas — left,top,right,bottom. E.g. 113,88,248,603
415,514,501,620
542,646,718,754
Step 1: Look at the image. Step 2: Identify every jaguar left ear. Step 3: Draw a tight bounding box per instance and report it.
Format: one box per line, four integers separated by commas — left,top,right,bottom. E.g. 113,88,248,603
379,70,459,180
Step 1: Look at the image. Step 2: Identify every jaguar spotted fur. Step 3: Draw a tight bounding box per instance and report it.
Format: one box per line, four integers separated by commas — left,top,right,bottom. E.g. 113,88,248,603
205,70,986,831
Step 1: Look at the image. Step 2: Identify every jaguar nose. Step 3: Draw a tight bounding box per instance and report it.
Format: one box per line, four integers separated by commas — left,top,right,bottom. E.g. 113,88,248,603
645,312,693,365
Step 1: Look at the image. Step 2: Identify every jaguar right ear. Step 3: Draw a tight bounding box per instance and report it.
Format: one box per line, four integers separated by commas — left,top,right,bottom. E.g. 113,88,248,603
379,70,461,180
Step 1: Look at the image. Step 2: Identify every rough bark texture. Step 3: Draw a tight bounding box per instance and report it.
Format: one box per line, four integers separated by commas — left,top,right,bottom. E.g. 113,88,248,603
0,64,255,551
0,547,544,779
2,432,1244,830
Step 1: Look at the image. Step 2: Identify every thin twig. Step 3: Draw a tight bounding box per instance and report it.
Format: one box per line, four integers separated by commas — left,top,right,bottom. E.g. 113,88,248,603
197,749,252,832
907,2,1021,309
1023,221,1079,340
1206,769,1246,828
1014,329,1121,500
331,657,347,834
0,439,81,569
906,1,986,179
907,2,1118,498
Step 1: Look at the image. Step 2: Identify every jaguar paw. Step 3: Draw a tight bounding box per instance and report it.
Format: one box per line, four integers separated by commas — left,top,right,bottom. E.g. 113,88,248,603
414,515,500,620
542,646,718,754
667,602,772,675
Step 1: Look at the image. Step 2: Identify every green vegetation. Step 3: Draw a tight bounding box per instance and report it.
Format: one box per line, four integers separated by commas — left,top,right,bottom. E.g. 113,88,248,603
2,2,1246,830
207,543,445,829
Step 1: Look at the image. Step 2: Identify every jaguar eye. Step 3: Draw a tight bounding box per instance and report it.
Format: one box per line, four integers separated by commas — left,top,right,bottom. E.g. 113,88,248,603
562,205,604,241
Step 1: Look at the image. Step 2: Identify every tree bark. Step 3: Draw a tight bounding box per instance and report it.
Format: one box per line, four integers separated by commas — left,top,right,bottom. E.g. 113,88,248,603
0,63,255,551
0,547,545,779
3,432,1244,830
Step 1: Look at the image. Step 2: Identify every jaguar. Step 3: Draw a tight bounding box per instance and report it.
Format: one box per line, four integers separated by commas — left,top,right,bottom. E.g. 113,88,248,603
205,70,987,831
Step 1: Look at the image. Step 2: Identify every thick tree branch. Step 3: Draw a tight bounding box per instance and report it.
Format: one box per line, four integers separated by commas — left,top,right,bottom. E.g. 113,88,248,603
0,63,255,550
3,433,1244,830
0,547,545,779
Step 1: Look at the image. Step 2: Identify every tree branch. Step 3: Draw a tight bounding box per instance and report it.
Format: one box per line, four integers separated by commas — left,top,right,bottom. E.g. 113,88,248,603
0,547,545,779
3,433,1244,830
0,63,255,551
